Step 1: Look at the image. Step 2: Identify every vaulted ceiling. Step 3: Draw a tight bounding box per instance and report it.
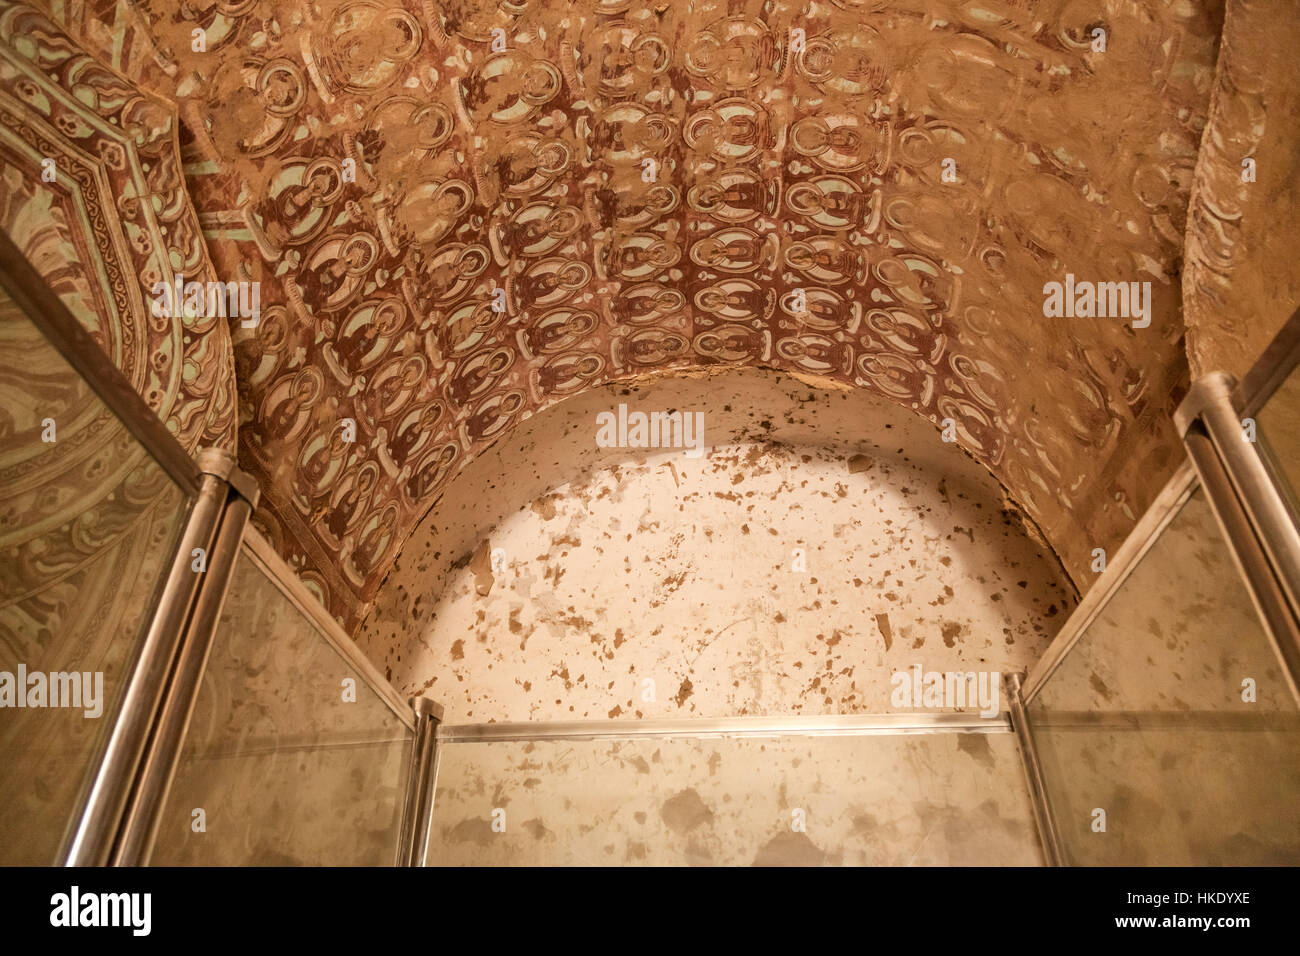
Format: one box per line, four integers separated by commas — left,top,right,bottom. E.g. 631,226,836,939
7,0,1298,631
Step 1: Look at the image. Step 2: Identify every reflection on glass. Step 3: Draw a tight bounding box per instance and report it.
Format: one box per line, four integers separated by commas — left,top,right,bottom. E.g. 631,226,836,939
1027,488,1300,865
1258,361,1300,515
428,731,1039,866
151,553,412,865
0,286,189,864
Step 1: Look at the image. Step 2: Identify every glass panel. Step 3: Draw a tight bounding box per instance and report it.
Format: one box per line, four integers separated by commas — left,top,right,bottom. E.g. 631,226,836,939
427,731,1039,866
0,285,190,864
151,551,412,865
1027,487,1300,865
1257,361,1300,512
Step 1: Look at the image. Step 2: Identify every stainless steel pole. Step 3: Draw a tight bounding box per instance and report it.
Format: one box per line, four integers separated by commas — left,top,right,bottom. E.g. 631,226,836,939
1005,672,1064,867
113,453,258,865
61,449,259,866
397,697,444,866
61,465,228,866
1177,375,1300,702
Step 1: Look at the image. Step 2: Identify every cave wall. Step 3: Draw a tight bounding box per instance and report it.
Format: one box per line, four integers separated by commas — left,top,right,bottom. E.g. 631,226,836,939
359,369,1077,721
1183,0,1300,381
23,0,1225,628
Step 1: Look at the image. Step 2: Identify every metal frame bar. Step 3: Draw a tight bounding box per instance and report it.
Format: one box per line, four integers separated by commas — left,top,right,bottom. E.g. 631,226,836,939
397,698,443,867
1,228,231,866
60,466,228,866
1022,460,1200,704
1012,309,1300,867
1176,375,1300,702
61,450,262,866
434,711,1012,743
115,459,258,866
241,528,417,732
1004,673,1063,867
4,228,418,864
1024,709,1300,731
1235,302,1300,422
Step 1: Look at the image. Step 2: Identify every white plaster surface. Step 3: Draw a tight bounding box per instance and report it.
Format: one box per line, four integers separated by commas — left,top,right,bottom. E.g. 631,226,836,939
361,369,1076,723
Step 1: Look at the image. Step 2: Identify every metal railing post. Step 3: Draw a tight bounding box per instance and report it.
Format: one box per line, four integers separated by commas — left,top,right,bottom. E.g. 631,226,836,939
397,698,444,867
1176,374,1300,702
60,449,258,866
1004,672,1064,867
61,464,227,866
112,451,260,865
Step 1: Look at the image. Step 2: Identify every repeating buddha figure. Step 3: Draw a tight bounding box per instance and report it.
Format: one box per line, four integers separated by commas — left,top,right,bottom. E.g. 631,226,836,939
512,259,590,310
693,324,766,362
327,298,404,382
688,169,774,221
776,333,852,375
623,328,688,366
592,182,677,229
586,22,671,99
785,237,861,284
413,244,490,307
293,234,378,317
361,355,426,427
690,229,772,272
259,368,324,446
782,287,857,332
609,233,680,279
522,308,599,357
694,279,774,322
262,158,342,249
345,502,400,585
385,403,445,475
683,16,775,91
685,100,772,161
785,177,870,230
462,390,525,443
448,346,513,405
311,2,422,96
491,140,562,196
607,285,685,325
497,204,583,259
534,351,605,397
175,0,1202,638
460,53,561,127
321,462,379,546
294,420,352,509
791,114,881,172
405,443,460,502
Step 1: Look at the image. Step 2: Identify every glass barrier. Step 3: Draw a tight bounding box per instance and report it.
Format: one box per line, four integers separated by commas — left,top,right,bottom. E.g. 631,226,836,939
426,730,1040,866
150,548,413,865
1025,486,1300,865
1257,361,1300,516
0,285,192,864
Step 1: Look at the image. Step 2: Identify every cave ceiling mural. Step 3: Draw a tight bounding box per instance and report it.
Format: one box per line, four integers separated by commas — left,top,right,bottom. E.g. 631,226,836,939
24,0,1231,629
1183,0,1300,382
0,1,237,453
0,0,237,631
0,0,239,738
